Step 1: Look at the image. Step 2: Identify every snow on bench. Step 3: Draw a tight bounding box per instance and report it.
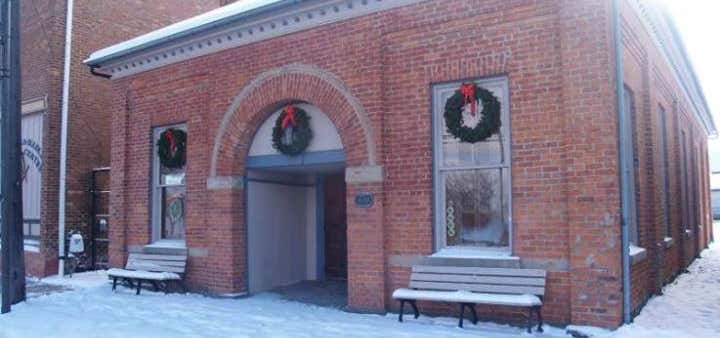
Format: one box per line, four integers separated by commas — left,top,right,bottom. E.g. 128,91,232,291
106,269,180,281
392,265,546,333
108,252,187,295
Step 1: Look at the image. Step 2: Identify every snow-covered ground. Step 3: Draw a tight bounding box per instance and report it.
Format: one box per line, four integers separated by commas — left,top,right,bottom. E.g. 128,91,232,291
605,228,720,338
0,270,568,338
2,229,720,337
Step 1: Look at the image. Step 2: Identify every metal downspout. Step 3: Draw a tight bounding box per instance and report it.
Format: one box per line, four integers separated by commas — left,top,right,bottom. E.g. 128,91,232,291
58,0,74,276
612,0,632,324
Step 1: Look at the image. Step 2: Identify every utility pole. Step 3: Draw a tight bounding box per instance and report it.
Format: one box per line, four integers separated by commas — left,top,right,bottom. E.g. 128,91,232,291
0,0,26,314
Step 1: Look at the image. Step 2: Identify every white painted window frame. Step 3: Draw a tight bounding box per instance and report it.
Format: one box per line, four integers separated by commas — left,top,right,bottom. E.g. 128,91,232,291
623,86,639,246
432,76,512,256
151,123,187,247
657,104,671,239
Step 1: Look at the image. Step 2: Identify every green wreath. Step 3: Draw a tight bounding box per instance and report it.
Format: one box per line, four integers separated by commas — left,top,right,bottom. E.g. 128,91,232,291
272,106,313,156
157,128,186,169
444,83,501,143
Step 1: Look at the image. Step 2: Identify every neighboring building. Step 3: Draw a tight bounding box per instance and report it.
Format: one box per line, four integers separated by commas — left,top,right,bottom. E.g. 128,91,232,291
84,0,715,329
17,0,220,277
708,141,720,219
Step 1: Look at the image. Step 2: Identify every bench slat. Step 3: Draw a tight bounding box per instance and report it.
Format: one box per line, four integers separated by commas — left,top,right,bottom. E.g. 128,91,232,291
412,265,546,278
127,259,186,267
127,253,186,261
411,272,545,287
409,280,545,296
126,262,186,273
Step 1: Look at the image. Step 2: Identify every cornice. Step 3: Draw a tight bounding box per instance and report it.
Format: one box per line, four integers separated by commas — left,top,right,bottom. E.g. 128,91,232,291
628,0,716,136
92,0,419,79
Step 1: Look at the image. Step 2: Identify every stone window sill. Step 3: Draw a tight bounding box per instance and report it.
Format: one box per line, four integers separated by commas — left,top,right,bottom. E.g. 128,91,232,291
663,237,674,248
629,245,647,265
146,240,186,249
431,246,518,261
144,240,187,254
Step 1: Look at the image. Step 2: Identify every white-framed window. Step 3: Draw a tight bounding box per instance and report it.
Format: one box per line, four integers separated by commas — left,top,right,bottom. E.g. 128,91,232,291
21,109,44,247
622,86,639,246
151,124,187,245
432,76,511,255
657,105,671,238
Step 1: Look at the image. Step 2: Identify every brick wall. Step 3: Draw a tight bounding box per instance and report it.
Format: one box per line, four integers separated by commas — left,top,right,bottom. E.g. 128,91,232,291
19,0,219,277
103,0,711,329
619,0,712,319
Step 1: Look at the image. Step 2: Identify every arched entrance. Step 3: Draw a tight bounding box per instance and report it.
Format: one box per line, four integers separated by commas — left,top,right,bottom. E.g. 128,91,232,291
244,103,348,306
207,64,386,312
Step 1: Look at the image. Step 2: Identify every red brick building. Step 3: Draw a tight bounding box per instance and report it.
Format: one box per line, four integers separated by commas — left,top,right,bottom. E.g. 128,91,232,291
84,0,715,328
17,0,218,277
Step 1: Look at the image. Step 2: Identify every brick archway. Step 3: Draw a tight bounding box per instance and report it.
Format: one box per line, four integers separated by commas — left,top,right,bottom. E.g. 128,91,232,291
205,64,386,312
209,63,377,178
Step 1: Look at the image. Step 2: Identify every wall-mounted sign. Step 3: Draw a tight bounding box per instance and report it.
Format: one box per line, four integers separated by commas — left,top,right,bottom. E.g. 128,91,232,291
22,138,43,170
354,192,374,209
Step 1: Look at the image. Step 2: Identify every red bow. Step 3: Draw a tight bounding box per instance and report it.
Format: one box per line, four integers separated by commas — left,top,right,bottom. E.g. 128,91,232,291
165,131,176,155
460,83,477,116
281,105,297,129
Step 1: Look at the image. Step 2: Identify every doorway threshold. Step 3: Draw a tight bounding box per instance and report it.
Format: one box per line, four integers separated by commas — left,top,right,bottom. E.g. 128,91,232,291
269,279,348,309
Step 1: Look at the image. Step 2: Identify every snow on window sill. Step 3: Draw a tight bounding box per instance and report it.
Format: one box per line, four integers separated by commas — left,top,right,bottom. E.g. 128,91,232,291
146,240,186,250
0,239,40,252
663,237,674,248
629,245,647,265
431,246,518,260
24,239,40,252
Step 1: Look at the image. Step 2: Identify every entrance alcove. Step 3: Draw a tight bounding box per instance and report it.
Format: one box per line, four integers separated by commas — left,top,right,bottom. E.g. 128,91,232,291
245,103,348,308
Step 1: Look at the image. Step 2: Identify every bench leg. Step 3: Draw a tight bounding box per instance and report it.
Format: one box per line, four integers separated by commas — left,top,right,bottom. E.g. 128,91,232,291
398,300,406,322
526,307,533,333
458,303,466,328
136,280,142,295
535,306,544,332
467,303,478,325
112,277,118,291
409,300,419,319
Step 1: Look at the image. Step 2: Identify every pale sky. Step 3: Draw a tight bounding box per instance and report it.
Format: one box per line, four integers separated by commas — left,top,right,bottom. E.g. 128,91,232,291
656,0,720,175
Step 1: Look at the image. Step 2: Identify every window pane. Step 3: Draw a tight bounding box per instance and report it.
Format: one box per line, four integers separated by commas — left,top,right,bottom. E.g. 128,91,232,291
161,186,185,240
442,132,503,167
444,169,508,247
439,86,504,168
160,165,185,185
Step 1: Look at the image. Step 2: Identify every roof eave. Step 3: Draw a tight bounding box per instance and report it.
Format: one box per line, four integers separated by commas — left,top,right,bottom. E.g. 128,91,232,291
84,0,302,66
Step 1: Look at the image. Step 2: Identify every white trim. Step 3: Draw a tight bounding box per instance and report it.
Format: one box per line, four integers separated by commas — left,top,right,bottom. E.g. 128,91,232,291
629,245,647,265
23,239,40,252
87,0,421,79
431,246,518,260
145,240,187,250
151,124,187,243
432,76,512,253
21,96,47,115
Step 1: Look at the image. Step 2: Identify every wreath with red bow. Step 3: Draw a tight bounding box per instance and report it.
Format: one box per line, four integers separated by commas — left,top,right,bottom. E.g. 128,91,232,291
272,105,313,156
157,128,187,169
444,83,501,143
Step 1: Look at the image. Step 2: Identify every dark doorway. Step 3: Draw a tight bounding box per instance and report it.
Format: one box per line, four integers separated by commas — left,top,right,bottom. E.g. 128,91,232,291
90,168,110,270
324,174,347,280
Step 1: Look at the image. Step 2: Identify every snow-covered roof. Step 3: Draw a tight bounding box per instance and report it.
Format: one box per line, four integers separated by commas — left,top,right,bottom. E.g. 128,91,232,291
84,0,418,78
84,0,290,65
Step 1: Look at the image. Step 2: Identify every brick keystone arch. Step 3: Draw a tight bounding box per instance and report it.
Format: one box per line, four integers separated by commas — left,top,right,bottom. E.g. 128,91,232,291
209,63,377,177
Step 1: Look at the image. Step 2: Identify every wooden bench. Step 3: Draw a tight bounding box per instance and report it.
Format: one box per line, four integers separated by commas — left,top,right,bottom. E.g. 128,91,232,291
392,265,546,333
107,252,187,295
